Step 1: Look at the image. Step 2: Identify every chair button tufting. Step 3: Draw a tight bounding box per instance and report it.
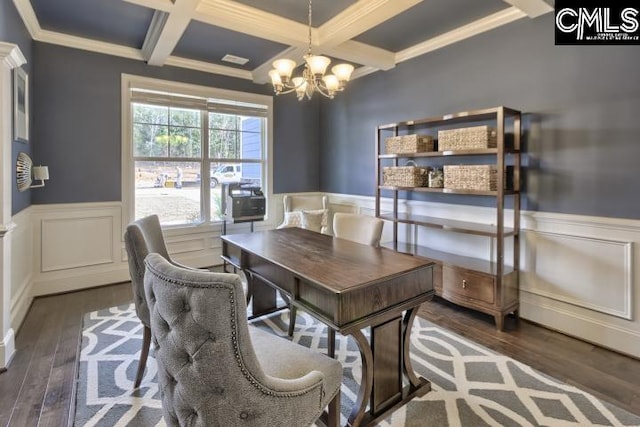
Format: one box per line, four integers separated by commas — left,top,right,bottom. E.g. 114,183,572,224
240,411,248,420
184,303,190,312
209,333,216,342
215,386,224,395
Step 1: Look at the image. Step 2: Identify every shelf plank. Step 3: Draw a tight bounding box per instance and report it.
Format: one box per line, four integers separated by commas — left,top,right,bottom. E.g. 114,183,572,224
378,213,515,237
382,242,515,276
378,148,521,158
378,186,518,196
377,106,520,130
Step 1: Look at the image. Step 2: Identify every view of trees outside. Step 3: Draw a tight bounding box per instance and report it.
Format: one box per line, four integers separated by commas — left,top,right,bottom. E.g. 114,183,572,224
132,103,264,225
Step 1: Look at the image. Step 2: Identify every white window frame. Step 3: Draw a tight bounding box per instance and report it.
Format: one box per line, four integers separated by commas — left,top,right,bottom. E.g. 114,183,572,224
121,74,273,234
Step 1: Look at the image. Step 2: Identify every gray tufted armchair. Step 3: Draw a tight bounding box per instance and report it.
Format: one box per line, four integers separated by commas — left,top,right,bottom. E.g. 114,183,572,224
144,253,342,427
124,214,198,389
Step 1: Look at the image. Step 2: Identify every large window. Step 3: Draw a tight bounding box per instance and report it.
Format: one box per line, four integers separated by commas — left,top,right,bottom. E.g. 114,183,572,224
124,77,271,227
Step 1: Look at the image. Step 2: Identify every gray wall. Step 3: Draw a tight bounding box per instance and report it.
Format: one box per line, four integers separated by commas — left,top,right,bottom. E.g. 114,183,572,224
30,42,319,205
320,14,640,219
1,0,33,214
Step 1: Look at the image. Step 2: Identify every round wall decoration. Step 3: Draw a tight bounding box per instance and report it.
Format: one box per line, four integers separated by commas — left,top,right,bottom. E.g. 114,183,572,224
16,151,33,192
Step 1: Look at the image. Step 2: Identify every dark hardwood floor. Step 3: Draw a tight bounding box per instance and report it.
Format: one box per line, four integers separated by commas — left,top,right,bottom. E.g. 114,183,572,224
1,283,638,426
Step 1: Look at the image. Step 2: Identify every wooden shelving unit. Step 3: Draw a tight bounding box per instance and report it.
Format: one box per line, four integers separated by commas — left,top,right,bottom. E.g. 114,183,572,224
375,106,521,330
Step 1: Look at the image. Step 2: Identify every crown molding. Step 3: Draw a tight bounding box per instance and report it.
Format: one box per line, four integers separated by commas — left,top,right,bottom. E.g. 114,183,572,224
318,0,422,47
12,0,554,87
164,56,254,80
35,29,144,61
395,7,526,64
12,0,40,40
502,0,553,18
351,65,379,81
0,43,26,69
195,0,309,47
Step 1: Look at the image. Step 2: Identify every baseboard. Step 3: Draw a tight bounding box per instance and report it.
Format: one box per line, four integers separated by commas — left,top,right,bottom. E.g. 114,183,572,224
520,294,640,359
10,272,33,332
32,265,131,296
0,328,15,370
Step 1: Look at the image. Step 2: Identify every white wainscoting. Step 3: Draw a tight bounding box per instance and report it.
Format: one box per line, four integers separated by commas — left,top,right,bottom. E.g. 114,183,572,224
25,195,292,298
326,193,640,358
8,194,640,358
9,208,33,334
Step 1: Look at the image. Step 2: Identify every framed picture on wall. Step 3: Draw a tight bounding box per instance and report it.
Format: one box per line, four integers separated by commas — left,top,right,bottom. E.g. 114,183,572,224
13,67,29,143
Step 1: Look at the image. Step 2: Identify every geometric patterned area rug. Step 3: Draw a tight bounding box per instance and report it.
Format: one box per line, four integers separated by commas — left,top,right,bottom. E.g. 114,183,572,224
74,304,640,427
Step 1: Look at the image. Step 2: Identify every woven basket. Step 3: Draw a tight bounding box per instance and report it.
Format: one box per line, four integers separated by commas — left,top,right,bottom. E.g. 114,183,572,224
444,165,497,191
385,134,434,154
438,125,497,151
383,161,429,187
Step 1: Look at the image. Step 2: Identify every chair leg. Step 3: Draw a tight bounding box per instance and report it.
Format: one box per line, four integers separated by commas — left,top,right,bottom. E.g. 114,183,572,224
288,305,297,337
134,325,151,389
327,328,336,359
327,388,341,427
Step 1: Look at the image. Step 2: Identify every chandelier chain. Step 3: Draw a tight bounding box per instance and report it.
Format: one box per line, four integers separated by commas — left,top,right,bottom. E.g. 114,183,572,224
307,0,313,57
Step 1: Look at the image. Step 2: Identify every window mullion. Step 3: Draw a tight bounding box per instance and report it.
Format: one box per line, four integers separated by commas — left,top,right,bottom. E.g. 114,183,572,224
202,110,211,223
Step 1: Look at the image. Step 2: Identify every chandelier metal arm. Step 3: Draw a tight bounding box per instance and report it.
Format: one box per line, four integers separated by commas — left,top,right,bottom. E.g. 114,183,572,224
269,0,353,101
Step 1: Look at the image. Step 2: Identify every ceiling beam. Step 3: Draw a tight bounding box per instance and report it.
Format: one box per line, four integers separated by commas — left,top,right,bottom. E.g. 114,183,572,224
501,0,553,18
317,0,422,48
143,0,201,66
195,0,309,47
321,40,395,70
122,0,173,13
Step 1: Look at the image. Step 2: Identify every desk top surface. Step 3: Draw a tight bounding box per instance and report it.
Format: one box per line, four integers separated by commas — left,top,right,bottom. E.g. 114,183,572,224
221,227,433,292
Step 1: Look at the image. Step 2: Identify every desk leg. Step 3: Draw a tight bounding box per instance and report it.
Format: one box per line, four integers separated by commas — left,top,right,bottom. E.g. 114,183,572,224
347,330,373,427
248,274,277,317
347,307,431,427
403,308,431,393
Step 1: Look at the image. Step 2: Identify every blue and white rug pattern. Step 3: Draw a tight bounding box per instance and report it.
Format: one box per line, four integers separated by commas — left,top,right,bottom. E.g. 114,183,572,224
74,304,640,427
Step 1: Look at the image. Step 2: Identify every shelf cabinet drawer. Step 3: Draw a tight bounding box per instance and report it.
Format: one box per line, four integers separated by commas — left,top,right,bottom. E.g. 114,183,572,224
442,266,495,304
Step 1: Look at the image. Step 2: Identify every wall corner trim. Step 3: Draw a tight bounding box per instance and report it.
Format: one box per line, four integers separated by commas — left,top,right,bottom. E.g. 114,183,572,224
0,42,26,69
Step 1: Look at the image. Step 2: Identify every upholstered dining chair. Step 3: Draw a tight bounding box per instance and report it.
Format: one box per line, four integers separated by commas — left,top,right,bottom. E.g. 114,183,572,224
332,212,384,247
143,253,342,427
277,194,330,234
124,214,200,389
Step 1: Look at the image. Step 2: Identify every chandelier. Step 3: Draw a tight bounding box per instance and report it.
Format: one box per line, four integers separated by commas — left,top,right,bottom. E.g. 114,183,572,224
268,0,354,101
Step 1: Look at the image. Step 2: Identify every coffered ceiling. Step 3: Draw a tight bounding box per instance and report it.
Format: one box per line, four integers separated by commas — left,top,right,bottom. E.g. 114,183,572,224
13,0,553,84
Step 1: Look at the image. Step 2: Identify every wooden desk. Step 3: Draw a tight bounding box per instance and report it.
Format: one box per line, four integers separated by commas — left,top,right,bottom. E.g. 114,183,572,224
221,227,435,427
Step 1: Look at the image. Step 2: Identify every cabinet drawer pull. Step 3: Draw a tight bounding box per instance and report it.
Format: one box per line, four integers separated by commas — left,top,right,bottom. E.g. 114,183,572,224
462,279,467,289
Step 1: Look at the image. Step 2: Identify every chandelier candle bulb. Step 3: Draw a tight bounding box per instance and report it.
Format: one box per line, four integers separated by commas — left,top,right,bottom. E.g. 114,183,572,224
272,59,296,82
323,74,339,92
306,55,331,76
268,69,282,85
332,63,354,87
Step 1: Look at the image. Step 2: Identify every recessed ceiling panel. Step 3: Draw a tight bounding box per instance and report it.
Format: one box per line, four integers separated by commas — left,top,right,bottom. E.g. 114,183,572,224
174,21,290,69
31,0,154,49
232,0,357,26
354,0,508,52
